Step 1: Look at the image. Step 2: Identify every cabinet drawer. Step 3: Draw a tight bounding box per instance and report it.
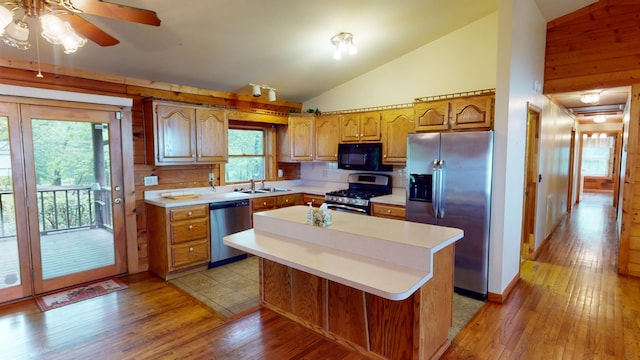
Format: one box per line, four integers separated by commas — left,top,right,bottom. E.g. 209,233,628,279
170,217,209,244
171,239,210,270
371,203,406,219
303,194,325,207
170,205,208,221
276,194,301,208
252,196,276,211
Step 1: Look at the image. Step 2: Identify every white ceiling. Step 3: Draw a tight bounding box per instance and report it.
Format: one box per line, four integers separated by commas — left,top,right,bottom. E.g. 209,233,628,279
0,0,613,112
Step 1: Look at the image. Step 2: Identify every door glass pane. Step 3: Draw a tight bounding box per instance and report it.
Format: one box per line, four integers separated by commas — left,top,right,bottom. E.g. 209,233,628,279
0,116,20,289
32,120,115,280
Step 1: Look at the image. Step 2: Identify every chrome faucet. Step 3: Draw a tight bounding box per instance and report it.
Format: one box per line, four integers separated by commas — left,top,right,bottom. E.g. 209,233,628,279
249,179,255,191
261,180,265,189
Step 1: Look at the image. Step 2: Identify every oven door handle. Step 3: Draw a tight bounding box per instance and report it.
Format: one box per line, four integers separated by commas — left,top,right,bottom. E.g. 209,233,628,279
326,204,368,214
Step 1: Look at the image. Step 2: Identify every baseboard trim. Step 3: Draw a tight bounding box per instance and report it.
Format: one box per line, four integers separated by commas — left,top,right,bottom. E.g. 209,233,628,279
487,271,519,304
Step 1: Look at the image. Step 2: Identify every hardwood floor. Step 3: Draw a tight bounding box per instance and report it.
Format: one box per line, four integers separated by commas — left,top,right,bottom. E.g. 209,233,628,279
442,192,640,359
0,192,637,359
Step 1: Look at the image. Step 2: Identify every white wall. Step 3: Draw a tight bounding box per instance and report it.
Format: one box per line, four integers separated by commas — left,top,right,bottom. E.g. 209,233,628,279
304,12,499,112
301,0,575,298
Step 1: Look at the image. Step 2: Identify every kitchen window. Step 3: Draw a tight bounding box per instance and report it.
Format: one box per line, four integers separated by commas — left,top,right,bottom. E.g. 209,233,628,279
225,127,266,182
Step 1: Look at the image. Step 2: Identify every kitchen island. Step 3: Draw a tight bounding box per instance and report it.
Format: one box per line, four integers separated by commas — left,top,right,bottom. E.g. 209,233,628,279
224,206,463,360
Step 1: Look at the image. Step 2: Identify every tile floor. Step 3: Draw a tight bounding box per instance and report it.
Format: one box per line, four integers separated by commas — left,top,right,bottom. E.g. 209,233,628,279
170,255,484,339
169,256,260,318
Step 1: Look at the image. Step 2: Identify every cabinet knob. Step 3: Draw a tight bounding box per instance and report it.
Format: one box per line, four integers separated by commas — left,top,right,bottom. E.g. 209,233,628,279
187,211,192,216
383,154,387,158
387,209,391,213
188,225,193,230
189,247,194,252
360,133,364,137
285,199,289,203
263,201,267,206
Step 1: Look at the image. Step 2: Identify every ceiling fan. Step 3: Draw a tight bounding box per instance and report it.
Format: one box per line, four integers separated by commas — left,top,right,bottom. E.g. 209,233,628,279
0,0,161,48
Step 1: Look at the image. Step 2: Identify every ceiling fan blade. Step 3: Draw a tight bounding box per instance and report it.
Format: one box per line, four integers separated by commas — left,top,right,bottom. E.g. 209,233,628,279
69,0,161,26
59,13,120,46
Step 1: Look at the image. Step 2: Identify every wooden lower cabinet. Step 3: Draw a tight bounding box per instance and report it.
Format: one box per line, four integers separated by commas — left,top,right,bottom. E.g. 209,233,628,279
260,244,455,360
146,204,211,280
250,193,303,227
371,203,406,220
302,193,325,207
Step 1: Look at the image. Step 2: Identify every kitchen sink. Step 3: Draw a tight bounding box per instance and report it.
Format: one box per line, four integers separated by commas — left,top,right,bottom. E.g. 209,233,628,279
238,189,269,194
236,188,290,194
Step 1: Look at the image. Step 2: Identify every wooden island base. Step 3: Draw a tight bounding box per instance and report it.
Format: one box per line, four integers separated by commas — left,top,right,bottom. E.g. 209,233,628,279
259,244,455,360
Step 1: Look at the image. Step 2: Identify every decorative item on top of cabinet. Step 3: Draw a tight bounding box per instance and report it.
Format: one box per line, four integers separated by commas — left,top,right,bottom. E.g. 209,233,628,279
414,90,495,132
146,204,211,280
288,114,314,161
315,115,341,161
381,107,414,164
340,111,381,142
371,203,406,220
303,194,325,207
144,100,228,165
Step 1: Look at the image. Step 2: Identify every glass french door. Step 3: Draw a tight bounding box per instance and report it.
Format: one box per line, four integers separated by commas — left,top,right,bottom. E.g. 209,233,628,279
0,103,127,300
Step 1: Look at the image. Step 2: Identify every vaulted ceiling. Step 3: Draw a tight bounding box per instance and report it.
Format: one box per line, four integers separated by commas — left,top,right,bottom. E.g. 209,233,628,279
0,0,602,107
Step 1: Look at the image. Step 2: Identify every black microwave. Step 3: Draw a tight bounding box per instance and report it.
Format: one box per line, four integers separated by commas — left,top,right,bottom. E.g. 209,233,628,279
337,143,392,171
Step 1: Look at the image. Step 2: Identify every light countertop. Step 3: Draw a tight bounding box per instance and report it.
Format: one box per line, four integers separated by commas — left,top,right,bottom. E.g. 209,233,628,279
144,181,408,208
224,206,463,300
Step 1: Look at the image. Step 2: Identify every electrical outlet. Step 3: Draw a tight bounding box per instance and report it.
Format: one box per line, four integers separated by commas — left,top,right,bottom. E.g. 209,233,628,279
209,173,214,182
144,176,158,186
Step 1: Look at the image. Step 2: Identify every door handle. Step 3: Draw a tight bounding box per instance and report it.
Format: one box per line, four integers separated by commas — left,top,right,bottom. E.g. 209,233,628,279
113,198,122,204
438,160,445,219
432,160,438,217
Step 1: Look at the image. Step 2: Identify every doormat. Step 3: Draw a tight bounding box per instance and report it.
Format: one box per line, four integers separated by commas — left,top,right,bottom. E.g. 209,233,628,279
35,278,128,312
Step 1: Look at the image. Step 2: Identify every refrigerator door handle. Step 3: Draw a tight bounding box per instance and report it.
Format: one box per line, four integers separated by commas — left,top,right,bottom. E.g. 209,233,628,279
432,159,439,217
438,160,445,218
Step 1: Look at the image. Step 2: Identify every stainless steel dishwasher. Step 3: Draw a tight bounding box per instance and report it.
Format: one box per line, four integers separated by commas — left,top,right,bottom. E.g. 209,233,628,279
209,199,251,267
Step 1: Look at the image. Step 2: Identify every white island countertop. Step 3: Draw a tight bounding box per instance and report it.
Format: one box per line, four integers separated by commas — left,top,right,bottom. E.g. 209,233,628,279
224,206,463,300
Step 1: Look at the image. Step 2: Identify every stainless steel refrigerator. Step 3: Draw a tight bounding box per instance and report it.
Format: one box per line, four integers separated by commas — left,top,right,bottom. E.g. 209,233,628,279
406,131,493,300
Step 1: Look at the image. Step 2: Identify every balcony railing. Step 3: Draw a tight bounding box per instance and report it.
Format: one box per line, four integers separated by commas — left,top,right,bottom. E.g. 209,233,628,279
0,185,113,238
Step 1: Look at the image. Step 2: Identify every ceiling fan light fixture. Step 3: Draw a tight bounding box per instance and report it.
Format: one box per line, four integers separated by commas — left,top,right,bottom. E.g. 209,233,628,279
60,30,87,54
580,92,600,104
3,18,31,50
0,6,13,35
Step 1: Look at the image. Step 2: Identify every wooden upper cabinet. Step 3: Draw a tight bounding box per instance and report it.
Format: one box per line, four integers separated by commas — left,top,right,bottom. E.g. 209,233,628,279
315,115,340,161
145,100,229,165
414,93,494,132
381,108,414,164
340,112,381,142
449,94,494,130
289,115,314,161
414,100,450,132
154,103,197,164
196,108,228,162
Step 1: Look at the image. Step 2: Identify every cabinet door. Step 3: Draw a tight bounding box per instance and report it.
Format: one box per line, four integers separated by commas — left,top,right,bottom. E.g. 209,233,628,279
289,116,314,161
196,108,228,162
340,114,361,142
315,115,340,160
449,95,494,130
156,104,196,164
414,100,450,132
359,112,381,141
381,108,414,164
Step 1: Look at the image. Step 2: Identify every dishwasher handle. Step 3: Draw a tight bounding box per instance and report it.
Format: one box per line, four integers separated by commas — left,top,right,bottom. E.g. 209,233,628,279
209,199,250,210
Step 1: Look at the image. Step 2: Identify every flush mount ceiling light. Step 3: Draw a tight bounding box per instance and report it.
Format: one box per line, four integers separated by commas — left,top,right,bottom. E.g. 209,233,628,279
593,116,606,123
331,32,357,60
248,83,276,102
580,92,600,104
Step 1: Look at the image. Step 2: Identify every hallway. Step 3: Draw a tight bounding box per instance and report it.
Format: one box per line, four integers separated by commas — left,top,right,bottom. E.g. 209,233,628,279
443,192,640,358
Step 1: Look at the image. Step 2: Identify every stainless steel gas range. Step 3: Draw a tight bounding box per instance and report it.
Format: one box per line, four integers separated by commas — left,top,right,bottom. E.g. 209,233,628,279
324,173,392,215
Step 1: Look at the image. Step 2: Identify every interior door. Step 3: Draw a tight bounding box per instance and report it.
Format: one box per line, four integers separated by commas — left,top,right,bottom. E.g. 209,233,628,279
21,105,126,294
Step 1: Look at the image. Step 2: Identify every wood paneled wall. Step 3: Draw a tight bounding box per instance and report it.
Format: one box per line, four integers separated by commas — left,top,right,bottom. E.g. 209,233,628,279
543,1,640,277
0,57,302,272
544,0,640,93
